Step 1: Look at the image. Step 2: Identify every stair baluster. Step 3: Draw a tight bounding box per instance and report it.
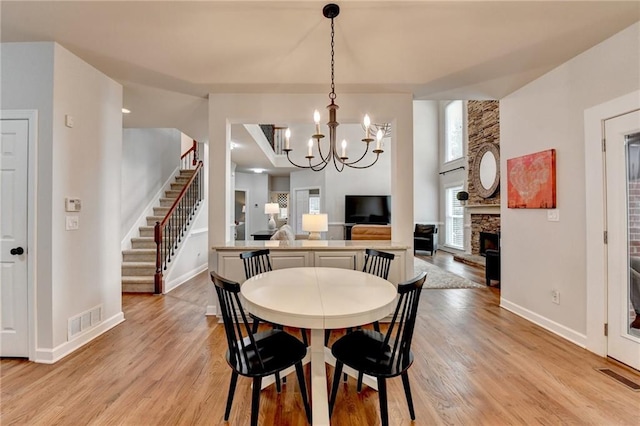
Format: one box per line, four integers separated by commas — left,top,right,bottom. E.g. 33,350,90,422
153,160,203,294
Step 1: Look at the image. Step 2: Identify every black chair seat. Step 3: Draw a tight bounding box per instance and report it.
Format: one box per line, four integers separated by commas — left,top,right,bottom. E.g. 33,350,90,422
331,329,413,378
211,271,311,426
329,272,427,426
227,329,308,377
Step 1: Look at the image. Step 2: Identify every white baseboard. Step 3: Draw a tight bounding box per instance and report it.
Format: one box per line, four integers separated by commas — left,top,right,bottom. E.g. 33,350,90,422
206,305,217,316
500,298,587,349
34,312,125,364
164,263,208,293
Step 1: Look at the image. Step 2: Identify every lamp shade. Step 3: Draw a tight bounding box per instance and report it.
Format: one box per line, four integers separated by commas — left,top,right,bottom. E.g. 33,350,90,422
264,203,280,215
302,213,328,240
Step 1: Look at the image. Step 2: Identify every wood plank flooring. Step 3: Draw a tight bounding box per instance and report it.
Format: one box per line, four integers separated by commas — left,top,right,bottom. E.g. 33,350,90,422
2,252,639,425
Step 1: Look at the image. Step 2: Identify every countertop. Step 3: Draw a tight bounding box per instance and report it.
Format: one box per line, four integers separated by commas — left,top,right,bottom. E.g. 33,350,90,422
211,239,410,251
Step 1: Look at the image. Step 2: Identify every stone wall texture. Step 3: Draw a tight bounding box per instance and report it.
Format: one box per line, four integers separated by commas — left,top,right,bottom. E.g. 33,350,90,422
471,214,501,255
467,100,500,206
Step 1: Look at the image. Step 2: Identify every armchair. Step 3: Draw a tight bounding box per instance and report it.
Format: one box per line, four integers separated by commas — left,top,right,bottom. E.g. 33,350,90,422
414,224,438,255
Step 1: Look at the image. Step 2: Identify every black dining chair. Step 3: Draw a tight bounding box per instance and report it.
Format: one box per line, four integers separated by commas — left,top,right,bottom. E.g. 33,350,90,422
211,271,311,426
240,249,309,346
362,248,395,333
328,271,427,426
325,248,396,346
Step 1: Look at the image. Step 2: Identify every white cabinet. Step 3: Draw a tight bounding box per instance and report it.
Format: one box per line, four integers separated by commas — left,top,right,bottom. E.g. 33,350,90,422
215,248,405,284
314,251,358,270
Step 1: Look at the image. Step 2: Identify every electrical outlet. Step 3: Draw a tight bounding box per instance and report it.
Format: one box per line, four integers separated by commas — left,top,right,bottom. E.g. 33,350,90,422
547,209,560,222
552,289,560,304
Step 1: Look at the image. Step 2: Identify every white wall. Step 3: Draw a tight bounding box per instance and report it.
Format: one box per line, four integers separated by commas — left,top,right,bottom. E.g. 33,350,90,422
323,124,392,226
235,171,269,237
500,22,640,346
413,100,440,224
270,175,290,192
180,132,193,155
121,128,181,238
1,42,124,361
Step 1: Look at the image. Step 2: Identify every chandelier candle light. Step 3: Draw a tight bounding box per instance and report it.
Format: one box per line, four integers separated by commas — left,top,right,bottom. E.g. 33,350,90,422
283,3,385,172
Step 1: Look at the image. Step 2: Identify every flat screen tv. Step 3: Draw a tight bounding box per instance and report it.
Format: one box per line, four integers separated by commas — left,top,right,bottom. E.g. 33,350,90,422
344,195,391,225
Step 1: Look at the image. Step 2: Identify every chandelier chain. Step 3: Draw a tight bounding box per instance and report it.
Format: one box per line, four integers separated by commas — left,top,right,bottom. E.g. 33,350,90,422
329,17,336,101
283,3,385,172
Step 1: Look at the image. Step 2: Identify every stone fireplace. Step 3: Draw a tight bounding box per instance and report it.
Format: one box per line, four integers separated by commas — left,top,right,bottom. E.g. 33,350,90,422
471,214,500,256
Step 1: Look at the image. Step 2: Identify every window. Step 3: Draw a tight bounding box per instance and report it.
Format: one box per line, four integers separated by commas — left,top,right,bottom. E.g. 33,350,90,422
445,185,464,249
445,100,463,162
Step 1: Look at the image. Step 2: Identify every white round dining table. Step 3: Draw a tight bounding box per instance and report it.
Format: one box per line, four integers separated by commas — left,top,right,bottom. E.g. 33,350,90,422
241,267,397,426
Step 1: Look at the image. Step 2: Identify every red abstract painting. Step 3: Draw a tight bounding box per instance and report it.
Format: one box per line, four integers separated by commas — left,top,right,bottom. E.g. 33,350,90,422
507,149,556,209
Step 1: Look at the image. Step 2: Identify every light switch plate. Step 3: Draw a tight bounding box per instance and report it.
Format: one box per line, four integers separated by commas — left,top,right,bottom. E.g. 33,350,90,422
66,216,79,230
65,114,74,128
547,209,560,222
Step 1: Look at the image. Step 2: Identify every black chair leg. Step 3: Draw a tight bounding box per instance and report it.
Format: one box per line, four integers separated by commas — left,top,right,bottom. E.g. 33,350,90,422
252,318,260,333
401,371,416,420
301,329,309,346
377,377,389,426
329,361,344,417
373,321,380,332
357,372,364,392
275,372,282,393
251,377,262,426
295,361,311,423
324,329,331,345
224,371,238,420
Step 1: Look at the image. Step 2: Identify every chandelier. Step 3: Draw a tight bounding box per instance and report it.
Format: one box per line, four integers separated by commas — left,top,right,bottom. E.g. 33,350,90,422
283,3,385,172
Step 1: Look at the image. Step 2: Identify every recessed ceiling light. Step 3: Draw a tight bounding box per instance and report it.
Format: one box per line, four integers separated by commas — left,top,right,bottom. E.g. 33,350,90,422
122,108,131,114
230,142,237,150
253,169,264,174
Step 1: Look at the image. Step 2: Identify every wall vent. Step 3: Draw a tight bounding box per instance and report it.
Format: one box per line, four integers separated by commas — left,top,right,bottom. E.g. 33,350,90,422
596,368,640,391
67,304,103,340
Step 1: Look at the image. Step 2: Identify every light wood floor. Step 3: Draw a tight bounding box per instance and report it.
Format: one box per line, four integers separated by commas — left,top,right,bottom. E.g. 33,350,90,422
2,252,639,425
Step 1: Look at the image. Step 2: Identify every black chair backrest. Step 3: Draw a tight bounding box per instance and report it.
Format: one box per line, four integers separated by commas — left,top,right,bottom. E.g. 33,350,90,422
210,271,264,370
240,249,272,280
363,248,395,280
379,271,427,371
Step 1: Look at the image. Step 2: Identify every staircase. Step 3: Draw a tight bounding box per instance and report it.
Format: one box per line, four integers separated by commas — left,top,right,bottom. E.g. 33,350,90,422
121,169,196,293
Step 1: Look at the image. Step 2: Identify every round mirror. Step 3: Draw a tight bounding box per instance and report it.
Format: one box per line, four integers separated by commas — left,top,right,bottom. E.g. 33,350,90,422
471,143,500,198
479,151,497,190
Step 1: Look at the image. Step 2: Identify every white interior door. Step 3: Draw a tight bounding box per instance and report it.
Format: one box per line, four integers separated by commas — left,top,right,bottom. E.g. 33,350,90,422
605,109,640,370
0,118,29,357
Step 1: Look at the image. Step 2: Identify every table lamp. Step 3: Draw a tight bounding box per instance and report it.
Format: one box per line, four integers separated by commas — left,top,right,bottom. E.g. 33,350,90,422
302,213,328,240
264,203,279,230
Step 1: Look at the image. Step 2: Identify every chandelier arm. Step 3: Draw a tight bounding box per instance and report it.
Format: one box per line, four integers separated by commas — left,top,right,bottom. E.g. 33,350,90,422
341,143,373,166
331,150,346,172
309,155,330,172
315,137,333,164
284,150,328,171
343,153,381,169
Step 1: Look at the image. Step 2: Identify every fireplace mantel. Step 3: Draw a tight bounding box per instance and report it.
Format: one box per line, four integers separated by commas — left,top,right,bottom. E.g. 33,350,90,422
465,204,500,215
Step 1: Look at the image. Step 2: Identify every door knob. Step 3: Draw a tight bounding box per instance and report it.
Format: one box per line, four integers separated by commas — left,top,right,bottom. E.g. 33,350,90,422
10,247,24,255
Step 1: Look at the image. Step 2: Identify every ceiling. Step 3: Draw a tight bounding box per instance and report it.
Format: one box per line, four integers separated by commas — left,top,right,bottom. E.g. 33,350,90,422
2,1,638,174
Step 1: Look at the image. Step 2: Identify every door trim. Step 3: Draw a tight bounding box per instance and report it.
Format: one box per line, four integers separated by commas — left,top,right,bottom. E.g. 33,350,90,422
585,91,640,357
1,110,38,361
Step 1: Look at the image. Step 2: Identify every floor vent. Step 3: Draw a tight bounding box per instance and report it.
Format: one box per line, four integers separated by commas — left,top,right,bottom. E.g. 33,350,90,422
596,368,640,391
